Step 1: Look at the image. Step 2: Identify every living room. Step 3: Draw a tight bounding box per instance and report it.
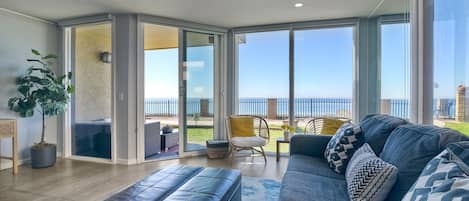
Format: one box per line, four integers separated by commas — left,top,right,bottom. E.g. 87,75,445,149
0,0,468,200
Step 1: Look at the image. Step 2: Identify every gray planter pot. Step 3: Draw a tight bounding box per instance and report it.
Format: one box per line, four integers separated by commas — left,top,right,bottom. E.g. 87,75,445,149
31,143,56,168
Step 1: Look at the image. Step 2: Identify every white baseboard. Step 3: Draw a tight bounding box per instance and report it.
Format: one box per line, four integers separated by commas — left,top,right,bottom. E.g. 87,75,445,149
116,158,138,165
0,158,30,170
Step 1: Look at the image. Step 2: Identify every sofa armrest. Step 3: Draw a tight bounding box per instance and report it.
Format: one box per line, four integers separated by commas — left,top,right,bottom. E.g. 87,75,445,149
289,135,332,158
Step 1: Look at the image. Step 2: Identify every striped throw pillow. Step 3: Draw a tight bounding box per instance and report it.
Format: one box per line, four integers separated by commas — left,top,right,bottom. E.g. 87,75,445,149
346,143,398,201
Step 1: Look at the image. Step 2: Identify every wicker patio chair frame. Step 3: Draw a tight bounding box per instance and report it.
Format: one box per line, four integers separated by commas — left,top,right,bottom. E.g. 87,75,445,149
304,117,351,134
225,115,270,163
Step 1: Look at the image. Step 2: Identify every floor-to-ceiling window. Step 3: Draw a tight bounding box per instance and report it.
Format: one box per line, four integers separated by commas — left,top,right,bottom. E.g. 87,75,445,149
71,22,113,159
294,27,354,131
235,24,356,153
236,30,290,152
380,21,411,119
433,0,469,136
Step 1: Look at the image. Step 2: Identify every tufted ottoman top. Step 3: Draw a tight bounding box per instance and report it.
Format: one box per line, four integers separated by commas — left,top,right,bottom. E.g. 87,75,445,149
106,165,241,201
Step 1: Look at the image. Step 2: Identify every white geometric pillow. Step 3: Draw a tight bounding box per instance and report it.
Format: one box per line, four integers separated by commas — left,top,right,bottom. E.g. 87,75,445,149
402,142,469,201
346,143,399,201
324,123,364,174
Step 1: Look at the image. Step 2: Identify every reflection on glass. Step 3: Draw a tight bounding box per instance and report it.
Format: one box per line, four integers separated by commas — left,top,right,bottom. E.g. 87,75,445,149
72,23,112,159
380,23,411,119
433,0,469,136
184,31,214,151
236,30,290,152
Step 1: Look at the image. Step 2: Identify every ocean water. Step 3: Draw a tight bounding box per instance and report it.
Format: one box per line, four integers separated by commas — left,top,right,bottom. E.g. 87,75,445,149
143,98,457,119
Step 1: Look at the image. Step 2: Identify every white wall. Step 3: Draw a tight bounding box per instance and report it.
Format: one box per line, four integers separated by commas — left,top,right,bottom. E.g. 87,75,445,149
0,9,59,169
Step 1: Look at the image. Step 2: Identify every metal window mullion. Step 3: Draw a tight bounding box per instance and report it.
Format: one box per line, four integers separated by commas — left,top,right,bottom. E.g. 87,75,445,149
289,28,295,126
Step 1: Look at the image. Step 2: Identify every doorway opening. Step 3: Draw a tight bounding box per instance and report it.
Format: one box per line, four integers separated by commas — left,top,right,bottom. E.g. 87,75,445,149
143,23,180,160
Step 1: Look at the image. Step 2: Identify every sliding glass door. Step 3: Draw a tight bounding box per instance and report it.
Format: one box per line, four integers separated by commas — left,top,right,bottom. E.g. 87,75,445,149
182,31,216,152
139,25,221,160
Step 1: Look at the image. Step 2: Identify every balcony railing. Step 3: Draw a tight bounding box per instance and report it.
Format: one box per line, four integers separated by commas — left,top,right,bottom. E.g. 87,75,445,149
144,98,455,120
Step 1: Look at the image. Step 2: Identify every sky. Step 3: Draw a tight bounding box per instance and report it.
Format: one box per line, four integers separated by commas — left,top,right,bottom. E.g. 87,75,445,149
145,27,409,99
145,0,468,100
433,0,469,99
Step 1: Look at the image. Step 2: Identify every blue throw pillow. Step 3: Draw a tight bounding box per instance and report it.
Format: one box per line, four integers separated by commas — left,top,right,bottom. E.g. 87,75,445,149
402,141,469,201
324,123,365,174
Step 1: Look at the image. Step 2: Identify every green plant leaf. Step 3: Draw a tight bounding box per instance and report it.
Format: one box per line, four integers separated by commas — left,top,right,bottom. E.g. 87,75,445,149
42,54,57,59
18,85,30,95
16,77,28,85
67,85,75,93
67,72,72,79
57,75,66,83
31,49,40,56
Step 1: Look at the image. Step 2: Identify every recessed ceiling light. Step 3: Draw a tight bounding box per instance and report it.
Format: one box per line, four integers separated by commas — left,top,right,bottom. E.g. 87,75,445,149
294,3,304,7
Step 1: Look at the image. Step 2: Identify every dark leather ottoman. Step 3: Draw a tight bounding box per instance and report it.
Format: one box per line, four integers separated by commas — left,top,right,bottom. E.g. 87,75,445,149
106,165,241,201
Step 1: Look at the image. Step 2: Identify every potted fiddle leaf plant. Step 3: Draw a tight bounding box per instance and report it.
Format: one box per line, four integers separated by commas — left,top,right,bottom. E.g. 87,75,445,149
8,49,74,168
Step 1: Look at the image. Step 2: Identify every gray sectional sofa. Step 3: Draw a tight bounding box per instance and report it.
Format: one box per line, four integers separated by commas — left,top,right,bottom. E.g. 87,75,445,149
279,114,469,201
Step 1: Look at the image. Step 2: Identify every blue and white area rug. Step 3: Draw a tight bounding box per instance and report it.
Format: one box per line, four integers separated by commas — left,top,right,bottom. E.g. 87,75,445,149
242,176,281,201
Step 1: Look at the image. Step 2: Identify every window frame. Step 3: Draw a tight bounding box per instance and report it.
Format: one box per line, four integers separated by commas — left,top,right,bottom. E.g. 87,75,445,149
231,18,360,125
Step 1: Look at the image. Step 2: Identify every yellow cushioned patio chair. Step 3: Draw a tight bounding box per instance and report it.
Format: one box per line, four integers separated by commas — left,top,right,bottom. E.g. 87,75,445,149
226,115,270,163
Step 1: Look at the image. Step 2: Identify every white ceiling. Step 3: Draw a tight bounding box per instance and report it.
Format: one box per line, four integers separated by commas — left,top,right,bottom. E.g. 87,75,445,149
0,0,409,27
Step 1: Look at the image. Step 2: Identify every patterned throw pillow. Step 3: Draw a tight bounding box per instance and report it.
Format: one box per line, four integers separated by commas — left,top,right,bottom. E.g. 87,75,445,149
346,143,398,201
402,142,469,201
324,122,364,174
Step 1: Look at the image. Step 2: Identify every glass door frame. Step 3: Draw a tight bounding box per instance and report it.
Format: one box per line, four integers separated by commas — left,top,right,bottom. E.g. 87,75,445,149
61,18,117,164
181,30,221,154
136,16,227,163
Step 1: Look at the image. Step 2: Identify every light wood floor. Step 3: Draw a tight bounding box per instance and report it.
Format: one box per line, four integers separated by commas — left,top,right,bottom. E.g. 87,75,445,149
0,155,288,201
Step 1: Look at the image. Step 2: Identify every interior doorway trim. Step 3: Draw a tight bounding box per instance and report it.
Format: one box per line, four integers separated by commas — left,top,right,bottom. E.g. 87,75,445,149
60,18,117,164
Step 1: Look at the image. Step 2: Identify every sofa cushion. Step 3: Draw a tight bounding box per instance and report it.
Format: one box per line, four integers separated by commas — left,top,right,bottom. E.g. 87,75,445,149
324,123,364,174
380,124,469,201
279,171,348,201
290,135,333,158
230,116,255,137
231,136,266,147
402,142,469,201
346,143,398,201
359,114,407,154
288,155,344,180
